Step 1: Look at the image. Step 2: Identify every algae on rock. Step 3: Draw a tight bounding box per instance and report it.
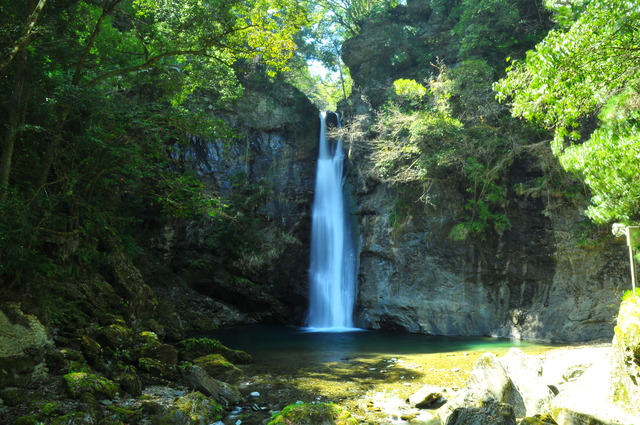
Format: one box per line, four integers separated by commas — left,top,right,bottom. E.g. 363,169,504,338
611,296,640,413
268,403,357,425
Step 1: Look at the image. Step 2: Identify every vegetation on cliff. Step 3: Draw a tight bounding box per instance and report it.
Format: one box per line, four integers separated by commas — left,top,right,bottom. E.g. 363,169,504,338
1,0,639,422
495,0,640,224
0,0,306,293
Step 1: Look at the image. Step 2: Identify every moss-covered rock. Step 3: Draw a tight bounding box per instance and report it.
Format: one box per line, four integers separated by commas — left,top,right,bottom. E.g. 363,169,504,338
78,334,104,367
178,338,252,364
193,354,244,383
0,387,27,407
0,303,53,387
46,347,88,375
108,251,157,320
151,391,222,425
63,372,119,399
130,331,178,365
268,403,357,425
115,370,143,396
611,296,640,413
50,412,96,424
14,415,39,425
138,357,178,383
97,323,136,350
518,414,557,424
107,404,143,423
446,399,516,425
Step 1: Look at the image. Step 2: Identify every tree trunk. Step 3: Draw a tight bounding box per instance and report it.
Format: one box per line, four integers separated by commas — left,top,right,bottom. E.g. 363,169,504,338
0,33,29,202
0,0,47,76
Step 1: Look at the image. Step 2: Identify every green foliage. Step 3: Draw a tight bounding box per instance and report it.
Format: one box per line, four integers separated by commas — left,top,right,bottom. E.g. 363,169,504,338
393,79,427,104
622,288,640,302
495,0,640,223
451,0,522,60
317,0,401,37
0,0,307,288
180,338,224,352
367,63,520,239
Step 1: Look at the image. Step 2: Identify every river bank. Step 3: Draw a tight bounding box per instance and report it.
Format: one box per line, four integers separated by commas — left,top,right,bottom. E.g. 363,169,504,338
226,339,563,424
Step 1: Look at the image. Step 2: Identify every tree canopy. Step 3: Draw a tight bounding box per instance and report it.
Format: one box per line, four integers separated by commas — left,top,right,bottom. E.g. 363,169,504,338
0,0,307,287
495,0,640,223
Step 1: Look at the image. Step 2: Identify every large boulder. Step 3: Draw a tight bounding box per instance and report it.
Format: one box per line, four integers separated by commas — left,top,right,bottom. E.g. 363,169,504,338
446,399,516,425
546,347,640,425
610,296,640,413
193,353,244,384
268,403,357,425
63,372,119,399
439,349,554,422
501,348,555,416
181,364,241,405
0,303,53,387
152,391,223,425
408,384,449,409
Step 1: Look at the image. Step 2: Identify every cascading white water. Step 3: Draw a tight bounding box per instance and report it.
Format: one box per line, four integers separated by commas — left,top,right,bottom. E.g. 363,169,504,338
307,111,357,331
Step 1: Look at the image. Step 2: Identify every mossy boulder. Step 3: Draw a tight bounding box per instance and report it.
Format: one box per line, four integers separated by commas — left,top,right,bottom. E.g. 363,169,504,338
151,391,222,425
138,357,178,383
63,372,119,399
178,338,252,364
107,404,143,423
0,387,27,407
193,354,244,383
446,399,516,425
108,251,157,319
46,347,87,375
268,403,357,425
611,296,640,413
14,415,39,425
180,364,242,405
518,413,558,424
115,370,143,396
0,304,53,387
97,323,136,350
78,334,103,367
51,412,96,425
136,331,179,365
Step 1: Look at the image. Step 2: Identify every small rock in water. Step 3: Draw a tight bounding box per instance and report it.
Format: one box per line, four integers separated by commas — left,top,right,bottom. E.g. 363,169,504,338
250,391,260,397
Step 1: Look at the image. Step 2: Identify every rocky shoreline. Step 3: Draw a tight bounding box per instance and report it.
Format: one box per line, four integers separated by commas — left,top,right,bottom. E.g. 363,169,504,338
1,297,638,425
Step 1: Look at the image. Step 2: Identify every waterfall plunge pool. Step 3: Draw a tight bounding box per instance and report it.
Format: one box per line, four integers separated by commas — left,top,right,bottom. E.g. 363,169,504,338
204,326,559,424
206,325,557,376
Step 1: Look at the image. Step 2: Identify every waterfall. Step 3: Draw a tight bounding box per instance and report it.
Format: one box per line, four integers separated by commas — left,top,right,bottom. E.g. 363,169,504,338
307,111,358,331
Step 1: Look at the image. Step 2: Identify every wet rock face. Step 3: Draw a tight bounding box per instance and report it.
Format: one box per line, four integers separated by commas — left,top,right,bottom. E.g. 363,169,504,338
148,78,319,324
352,152,628,342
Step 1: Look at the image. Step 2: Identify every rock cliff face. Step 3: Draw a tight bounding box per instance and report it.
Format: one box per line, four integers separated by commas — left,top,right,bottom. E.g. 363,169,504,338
350,157,628,342
145,76,319,325
341,2,628,342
